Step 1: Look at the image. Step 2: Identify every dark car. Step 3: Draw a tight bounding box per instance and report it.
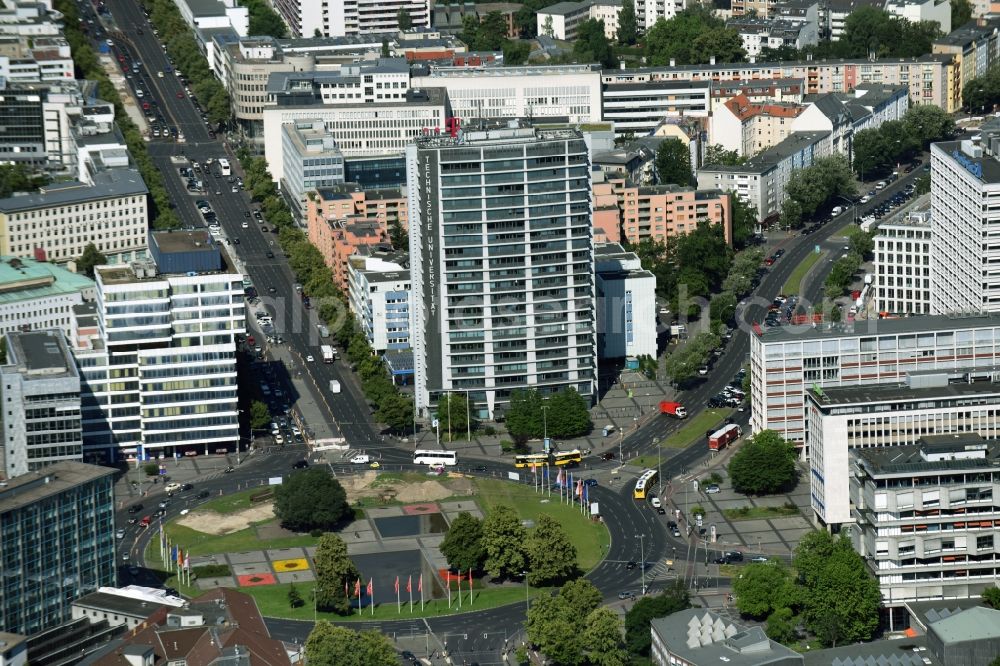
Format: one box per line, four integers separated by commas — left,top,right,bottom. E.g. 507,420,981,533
127,504,143,514
656,506,666,515
727,551,744,562
667,520,677,530
265,251,274,259
473,464,488,472
197,490,210,499
292,460,309,469
244,211,251,218
601,451,615,461
181,483,193,491
584,478,598,487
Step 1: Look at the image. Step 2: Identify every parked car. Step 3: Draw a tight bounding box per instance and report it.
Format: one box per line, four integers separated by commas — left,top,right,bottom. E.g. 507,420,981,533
706,484,721,494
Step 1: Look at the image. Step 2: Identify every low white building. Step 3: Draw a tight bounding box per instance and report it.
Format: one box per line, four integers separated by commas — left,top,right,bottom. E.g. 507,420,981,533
174,0,248,37
410,64,602,125
697,130,830,223
874,212,932,316
347,252,410,352
602,80,711,138
262,88,448,182
536,0,621,41
595,243,657,360
0,169,148,265
885,0,951,35
0,256,94,339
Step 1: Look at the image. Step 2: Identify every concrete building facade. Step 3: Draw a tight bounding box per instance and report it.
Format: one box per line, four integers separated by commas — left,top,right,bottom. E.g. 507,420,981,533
874,212,933,316
0,330,82,478
76,232,244,463
0,462,115,636
407,123,597,419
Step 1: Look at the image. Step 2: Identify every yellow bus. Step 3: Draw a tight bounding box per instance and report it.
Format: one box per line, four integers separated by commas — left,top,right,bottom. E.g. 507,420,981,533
513,452,550,468
634,469,659,500
552,449,583,467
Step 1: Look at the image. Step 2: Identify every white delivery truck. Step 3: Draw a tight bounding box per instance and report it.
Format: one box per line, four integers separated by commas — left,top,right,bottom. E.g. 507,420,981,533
329,379,341,394
321,345,334,363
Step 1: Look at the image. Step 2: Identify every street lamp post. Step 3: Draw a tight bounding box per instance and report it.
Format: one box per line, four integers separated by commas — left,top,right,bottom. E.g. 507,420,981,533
542,405,549,449
521,571,530,617
636,534,646,595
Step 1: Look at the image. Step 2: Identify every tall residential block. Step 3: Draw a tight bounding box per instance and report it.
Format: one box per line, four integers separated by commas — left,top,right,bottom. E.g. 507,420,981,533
407,121,597,419
76,230,245,463
0,330,82,479
930,128,1000,315
0,461,115,636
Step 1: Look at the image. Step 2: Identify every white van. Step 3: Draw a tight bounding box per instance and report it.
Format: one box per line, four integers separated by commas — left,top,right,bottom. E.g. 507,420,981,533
831,205,843,216
350,454,370,464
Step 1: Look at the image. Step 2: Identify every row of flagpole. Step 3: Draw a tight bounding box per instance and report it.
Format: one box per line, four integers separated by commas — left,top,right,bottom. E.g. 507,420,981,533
158,520,191,587
532,463,592,516
346,569,475,615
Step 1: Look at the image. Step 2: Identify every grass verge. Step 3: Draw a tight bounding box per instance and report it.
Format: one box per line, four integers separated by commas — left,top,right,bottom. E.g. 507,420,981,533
196,487,269,515
473,478,610,571
243,583,542,622
723,505,800,521
782,250,824,295
162,521,317,556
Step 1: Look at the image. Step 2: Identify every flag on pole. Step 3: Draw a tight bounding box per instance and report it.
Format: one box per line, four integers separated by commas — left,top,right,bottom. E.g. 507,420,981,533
446,570,452,608
367,579,374,615
355,578,362,616
170,545,177,573
468,569,474,606
407,574,413,612
184,553,191,585
395,575,401,613
418,573,424,611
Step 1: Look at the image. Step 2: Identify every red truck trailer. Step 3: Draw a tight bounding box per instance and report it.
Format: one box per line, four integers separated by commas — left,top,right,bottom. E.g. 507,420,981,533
708,423,742,451
659,401,688,418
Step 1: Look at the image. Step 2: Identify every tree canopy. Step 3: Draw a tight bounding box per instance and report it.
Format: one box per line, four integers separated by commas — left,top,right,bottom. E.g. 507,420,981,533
306,622,397,666
249,400,271,431
504,387,592,443
273,468,351,531
526,515,578,585
624,584,690,656
616,0,636,45
0,163,48,199
435,392,473,440
784,156,856,224
728,430,798,495
526,579,605,665
645,7,745,66
439,511,486,572
312,534,360,614
837,7,941,59
482,504,527,580
77,243,107,278
655,138,693,187
733,561,799,619
573,19,615,68
243,0,288,37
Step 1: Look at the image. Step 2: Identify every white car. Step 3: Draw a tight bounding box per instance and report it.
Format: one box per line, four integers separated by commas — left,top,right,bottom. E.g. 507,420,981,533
305,354,315,362
350,454,371,464
650,497,662,509
165,482,181,493
274,434,284,444
241,221,248,228
135,90,144,98
157,71,164,78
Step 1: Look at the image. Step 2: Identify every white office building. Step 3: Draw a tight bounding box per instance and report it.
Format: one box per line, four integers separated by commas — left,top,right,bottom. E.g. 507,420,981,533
0,256,95,339
930,129,1000,315
273,0,428,37
75,231,244,463
280,119,345,219
407,121,597,420
262,88,448,182
347,253,410,352
595,243,657,360
410,64,602,126
0,330,82,478
874,212,933,316
0,169,148,265
850,434,1000,614
601,80,711,138
749,313,1000,447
